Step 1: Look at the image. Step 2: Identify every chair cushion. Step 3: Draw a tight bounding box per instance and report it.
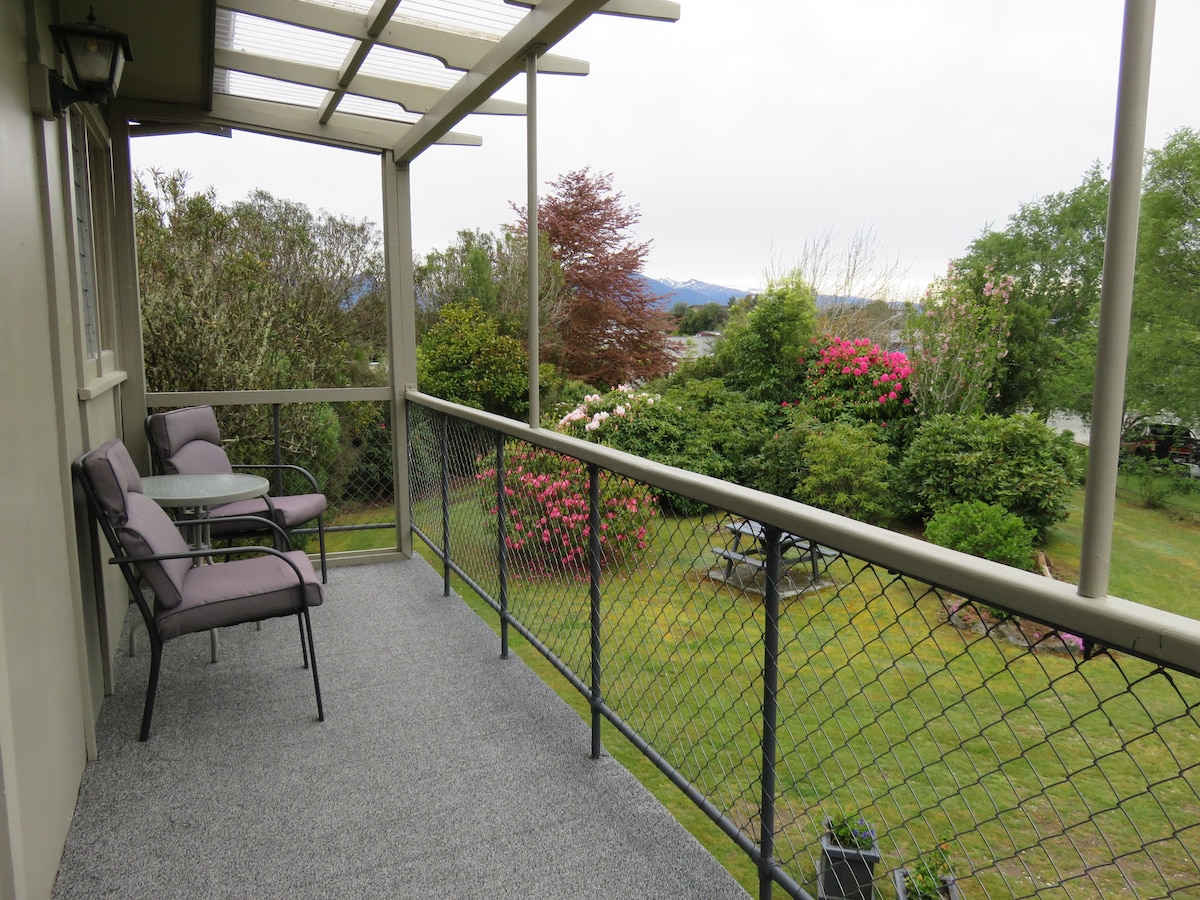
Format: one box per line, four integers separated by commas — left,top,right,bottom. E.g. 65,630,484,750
149,407,233,475
117,493,192,610
156,550,323,641
262,493,328,528
206,493,326,531
82,439,143,526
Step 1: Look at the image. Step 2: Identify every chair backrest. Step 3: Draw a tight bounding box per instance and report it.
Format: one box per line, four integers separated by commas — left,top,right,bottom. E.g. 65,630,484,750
146,406,234,476
78,439,191,610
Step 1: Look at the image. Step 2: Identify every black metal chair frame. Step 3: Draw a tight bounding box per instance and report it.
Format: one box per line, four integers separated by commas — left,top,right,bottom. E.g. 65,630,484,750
144,413,329,582
74,453,324,741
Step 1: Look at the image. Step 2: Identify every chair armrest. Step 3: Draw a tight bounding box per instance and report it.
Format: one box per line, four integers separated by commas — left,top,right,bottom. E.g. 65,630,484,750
233,463,321,492
172,514,291,545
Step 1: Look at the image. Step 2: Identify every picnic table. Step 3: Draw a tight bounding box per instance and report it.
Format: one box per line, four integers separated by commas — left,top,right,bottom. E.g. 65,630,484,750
712,519,837,583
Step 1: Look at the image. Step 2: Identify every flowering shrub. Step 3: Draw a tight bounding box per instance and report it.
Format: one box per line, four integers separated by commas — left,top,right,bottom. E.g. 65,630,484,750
556,385,659,438
904,263,1012,417
802,334,914,425
476,444,655,577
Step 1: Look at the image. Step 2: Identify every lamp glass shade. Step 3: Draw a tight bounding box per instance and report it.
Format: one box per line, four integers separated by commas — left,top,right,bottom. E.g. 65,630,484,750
50,19,133,102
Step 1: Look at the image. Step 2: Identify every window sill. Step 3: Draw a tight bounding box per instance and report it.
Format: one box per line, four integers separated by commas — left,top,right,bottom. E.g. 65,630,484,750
78,368,128,400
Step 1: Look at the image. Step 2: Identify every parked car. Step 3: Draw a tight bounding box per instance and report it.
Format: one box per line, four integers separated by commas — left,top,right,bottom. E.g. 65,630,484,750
1121,423,1200,463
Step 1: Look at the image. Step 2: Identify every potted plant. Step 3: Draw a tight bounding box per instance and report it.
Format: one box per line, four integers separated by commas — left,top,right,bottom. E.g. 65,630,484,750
816,815,882,900
891,841,961,899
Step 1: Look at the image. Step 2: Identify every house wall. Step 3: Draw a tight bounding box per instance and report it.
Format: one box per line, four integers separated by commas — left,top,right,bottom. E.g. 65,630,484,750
0,0,129,895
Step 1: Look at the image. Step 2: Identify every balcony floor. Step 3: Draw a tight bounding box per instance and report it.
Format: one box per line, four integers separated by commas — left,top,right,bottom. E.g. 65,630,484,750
53,556,748,899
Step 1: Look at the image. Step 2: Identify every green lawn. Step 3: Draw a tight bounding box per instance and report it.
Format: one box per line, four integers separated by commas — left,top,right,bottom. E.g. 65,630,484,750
410,482,1200,899
1044,480,1200,620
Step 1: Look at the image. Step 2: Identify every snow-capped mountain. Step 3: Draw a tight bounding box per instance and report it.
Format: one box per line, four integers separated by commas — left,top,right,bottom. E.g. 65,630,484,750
640,276,750,307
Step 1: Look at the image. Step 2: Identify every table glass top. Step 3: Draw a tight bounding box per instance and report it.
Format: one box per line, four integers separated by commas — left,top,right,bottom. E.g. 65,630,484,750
140,472,270,507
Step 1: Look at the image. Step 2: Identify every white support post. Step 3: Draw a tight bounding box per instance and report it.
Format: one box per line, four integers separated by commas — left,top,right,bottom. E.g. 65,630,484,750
383,151,416,556
1079,0,1156,598
526,49,540,428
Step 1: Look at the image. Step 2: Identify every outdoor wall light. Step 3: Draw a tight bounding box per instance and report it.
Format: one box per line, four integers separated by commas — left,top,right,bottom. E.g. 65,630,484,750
47,9,133,118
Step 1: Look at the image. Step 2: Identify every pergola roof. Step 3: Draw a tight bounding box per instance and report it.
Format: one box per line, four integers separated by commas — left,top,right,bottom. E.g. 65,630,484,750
78,0,677,159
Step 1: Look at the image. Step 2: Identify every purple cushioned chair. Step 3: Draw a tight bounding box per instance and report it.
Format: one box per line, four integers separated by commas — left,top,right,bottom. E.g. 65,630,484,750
145,406,328,582
74,439,324,741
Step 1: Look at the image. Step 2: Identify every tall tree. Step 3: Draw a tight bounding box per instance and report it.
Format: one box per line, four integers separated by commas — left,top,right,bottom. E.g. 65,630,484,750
1131,127,1200,425
514,168,672,388
713,268,819,402
952,166,1108,416
135,169,384,392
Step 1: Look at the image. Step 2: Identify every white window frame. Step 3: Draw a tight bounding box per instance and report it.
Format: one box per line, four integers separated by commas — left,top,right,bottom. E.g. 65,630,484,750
66,108,123,390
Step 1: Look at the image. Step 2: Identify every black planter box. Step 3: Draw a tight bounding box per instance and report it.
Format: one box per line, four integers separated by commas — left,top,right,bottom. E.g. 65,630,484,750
890,867,961,899
816,832,882,900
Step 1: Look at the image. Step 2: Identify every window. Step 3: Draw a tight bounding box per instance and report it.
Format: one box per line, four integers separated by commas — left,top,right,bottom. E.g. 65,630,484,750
67,111,121,385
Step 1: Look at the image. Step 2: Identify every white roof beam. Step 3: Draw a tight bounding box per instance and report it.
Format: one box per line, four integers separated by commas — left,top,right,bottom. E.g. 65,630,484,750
222,0,588,75
318,0,402,123
216,48,524,115
507,0,680,22
116,94,482,153
392,0,607,163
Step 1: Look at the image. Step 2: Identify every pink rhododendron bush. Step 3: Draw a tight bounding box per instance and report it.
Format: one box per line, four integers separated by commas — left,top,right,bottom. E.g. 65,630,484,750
476,443,655,578
801,335,914,425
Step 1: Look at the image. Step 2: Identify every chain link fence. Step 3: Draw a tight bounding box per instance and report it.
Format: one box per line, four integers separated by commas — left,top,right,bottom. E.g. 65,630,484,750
408,399,1200,900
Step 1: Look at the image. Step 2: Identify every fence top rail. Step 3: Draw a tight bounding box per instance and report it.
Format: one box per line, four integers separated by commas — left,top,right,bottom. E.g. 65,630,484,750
406,389,1200,678
147,388,393,406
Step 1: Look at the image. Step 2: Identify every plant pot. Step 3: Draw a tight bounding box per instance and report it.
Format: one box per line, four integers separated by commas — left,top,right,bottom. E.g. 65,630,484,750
816,831,882,900
890,867,961,899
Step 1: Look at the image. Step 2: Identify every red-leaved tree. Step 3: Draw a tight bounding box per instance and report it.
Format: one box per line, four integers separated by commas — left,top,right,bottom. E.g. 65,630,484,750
513,168,672,388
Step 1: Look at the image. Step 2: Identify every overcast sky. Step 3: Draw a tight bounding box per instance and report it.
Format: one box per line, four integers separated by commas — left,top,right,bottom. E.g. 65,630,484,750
130,1,1200,297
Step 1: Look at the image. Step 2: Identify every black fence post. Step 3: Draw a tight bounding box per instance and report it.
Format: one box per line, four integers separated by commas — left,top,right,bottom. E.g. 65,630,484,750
439,413,450,597
495,430,509,659
588,463,603,760
271,403,283,495
759,524,781,900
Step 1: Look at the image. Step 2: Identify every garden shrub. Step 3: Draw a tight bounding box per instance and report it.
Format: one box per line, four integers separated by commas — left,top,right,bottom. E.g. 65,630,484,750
417,300,528,418
749,404,816,499
801,335,915,424
712,270,818,401
924,500,1035,571
476,444,655,576
794,420,895,525
897,413,1079,540
1119,454,1196,509
556,379,776,514
341,401,393,503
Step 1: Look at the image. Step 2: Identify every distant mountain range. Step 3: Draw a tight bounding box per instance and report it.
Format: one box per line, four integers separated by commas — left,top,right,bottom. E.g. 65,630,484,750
640,276,749,308
641,276,893,310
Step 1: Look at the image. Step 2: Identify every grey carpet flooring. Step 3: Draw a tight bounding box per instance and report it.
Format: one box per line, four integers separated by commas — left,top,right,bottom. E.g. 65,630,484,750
52,556,750,899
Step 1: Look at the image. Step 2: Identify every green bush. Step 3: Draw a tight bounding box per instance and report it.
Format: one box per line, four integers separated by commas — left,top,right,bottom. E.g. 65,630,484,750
417,300,528,418
897,413,1079,540
749,404,815,499
794,420,895,525
1119,455,1196,508
555,379,776,514
925,500,1035,571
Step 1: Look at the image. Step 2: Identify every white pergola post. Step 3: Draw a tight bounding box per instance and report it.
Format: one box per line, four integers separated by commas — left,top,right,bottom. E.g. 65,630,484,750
1079,0,1156,598
526,49,541,428
384,150,417,557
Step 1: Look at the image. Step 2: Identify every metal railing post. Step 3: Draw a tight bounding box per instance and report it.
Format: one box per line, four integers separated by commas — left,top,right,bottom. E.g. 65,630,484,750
439,413,450,597
496,431,509,659
589,463,603,760
759,524,781,900
271,403,283,494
